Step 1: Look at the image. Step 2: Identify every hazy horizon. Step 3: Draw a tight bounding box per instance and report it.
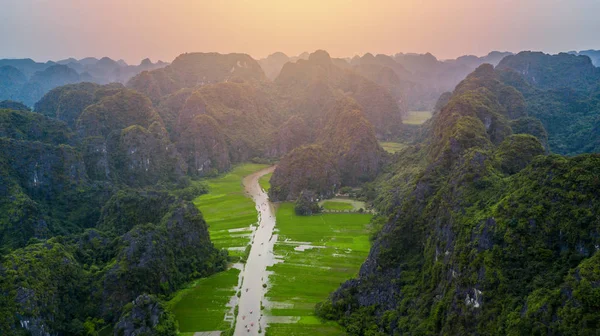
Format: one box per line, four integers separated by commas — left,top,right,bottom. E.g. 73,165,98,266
2,0,600,64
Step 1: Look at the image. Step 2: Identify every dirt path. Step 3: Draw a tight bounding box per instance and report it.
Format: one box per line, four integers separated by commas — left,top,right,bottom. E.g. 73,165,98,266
234,166,277,335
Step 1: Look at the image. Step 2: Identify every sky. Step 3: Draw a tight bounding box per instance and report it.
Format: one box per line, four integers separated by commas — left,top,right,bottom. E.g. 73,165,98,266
1,0,600,64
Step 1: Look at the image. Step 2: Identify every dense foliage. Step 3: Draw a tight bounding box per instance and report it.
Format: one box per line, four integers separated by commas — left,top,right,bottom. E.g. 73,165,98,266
269,144,340,201
3,48,600,335
318,62,600,335
113,294,177,336
0,195,225,335
269,97,386,200
497,51,600,155
294,190,323,216
275,50,405,139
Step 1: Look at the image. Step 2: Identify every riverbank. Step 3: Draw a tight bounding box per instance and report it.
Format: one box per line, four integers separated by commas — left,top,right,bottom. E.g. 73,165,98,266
233,166,277,335
170,164,269,334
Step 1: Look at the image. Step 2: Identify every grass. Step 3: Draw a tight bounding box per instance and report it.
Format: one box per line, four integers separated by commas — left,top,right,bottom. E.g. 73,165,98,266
380,141,407,154
264,203,372,335
194,163,268,258
259,172,273,192
169,163,268,333
403,110,432,125
321,201,354,211
319,197,366,212
170,268,240,332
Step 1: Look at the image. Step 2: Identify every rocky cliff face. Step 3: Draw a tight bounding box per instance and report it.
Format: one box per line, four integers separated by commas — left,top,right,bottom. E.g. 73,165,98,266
75,89,186,186
0,66,28,101
127,52,266,102
266,115,311,158
101,201,225,317
176,114,231,176
172,81,282,164
269,145,340,201
319,98,385,186
0,240,86,336
276,50,405,139
497,51,600,90
496,52,600,155
113,294,177,336
319,61,600,335
0,109,90,249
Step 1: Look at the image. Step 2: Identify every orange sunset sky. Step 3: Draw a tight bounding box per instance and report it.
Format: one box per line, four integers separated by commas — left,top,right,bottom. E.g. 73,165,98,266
1,0,600,63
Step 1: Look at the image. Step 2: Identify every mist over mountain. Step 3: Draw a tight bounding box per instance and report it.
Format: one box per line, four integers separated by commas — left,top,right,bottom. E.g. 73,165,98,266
0,57,167,107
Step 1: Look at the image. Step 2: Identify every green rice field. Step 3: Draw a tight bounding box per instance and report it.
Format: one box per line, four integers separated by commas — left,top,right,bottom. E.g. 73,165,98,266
169,268,240,333
170,163,267,333
321,201,353,211
259,172,273,192
403,110,432,125
265,203,372,335
193,163,268,258
319,198,365,212
380,141,407,153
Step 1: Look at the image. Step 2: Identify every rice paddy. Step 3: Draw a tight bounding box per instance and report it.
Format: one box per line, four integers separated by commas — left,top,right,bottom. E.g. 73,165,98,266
319,198,365,212
403,110,432,125
264,203,372,335
380,141,407,153
170,163,268,333
169,164,371,335
321,201,353,211
169,268,241,333
193,163,269,258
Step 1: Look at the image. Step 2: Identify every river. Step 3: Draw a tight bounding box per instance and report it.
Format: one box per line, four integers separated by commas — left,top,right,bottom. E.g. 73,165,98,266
233,166,277,335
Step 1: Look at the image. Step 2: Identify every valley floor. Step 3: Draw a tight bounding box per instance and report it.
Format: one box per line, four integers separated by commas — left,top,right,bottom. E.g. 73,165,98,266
169,164,372,336
264,204,372,335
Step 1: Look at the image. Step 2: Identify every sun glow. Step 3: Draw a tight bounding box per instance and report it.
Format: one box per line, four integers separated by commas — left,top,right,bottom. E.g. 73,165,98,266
2,0,600,62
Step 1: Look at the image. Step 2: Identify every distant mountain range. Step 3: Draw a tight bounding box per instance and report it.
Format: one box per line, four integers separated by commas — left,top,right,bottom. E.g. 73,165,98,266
0,57,168,106
2,50,599,110
260,51,514,110
568,49,600,66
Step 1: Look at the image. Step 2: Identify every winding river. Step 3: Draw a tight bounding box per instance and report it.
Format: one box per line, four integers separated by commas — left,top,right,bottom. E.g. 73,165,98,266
233,166,277,335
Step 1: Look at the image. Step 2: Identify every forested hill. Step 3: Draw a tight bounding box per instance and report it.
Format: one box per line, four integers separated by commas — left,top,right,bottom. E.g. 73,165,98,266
2,48,600,335
0,50,403,335
496,51,600,155
318,61,600,335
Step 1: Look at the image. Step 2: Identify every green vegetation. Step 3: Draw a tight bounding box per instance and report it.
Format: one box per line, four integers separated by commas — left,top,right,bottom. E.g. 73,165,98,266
259,172,272,191
265,203,372,335
4,49,600,336
269,145,340,201
319,61,600,336
379,141,406,153
275,50,404,138
270,98,386,201
318,97,385,185
403,110,432,124
293,190,323,216
194,163,268,259
319,198,366,212
127,52,267,103
114,294,177,336
497,51,600,155
321,201,353,211
169,268,240,332
169,163,268,333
